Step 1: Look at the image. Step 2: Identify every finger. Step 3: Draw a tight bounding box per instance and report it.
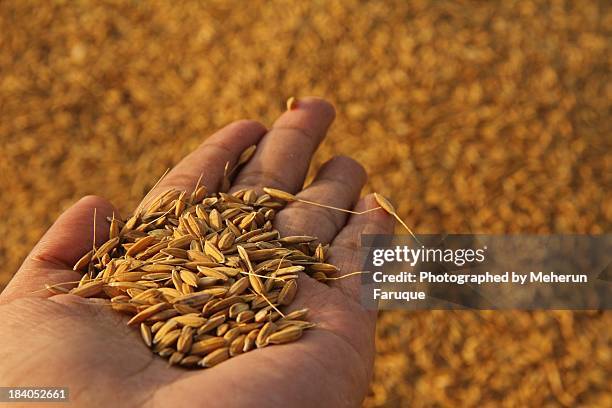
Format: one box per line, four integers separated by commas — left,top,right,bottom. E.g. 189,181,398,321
230,97,335,194
274,155,367,244
141,120,267,208
1,195,115,302
327,194,395,300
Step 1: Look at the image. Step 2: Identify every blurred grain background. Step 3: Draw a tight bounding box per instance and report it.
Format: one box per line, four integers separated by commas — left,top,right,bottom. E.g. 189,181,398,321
1,1,610,406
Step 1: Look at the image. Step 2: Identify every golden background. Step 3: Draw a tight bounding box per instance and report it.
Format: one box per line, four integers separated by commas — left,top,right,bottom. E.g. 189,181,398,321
1,1,610,406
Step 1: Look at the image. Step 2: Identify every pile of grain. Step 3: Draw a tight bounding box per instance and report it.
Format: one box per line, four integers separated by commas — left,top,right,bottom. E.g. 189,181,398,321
62,179,330,368
1,1,609,406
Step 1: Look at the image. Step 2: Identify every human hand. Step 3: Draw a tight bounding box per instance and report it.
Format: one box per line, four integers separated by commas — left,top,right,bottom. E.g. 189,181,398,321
0,98,394,407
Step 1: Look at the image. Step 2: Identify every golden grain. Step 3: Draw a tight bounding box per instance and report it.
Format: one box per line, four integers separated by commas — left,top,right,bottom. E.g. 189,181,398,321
174,314,207,328
256,322,277,348
177,326,194,353
278,280,298,306
156,329,181,349
70,280,104,298
125,235,157,257
191,337,227,355
94,237,120,259
229,334,246,356
140,323,153,347
168,351,184,366
179,355,201,368
73,250,94,271
153,320,179,344
237,146,257,167
286,96,297,111
267,325,303,344
55,172,324,369
44,283,70,295
127,302,170,326
262,187,296,202
197,315,226,335
200,347,230,367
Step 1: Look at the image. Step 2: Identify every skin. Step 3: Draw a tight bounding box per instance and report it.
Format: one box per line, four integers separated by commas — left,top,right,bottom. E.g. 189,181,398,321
0,98,394,408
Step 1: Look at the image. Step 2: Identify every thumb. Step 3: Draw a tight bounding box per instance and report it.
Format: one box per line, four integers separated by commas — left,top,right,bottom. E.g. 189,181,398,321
1,195,116,302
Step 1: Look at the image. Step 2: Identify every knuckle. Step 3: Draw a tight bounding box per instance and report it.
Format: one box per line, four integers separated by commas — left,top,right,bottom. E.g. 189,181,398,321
228,119,266,134
272,125,318,143
316,156,367,188
162,171,195,189
279,205,345,237
201,140,235,158
235,168,294,192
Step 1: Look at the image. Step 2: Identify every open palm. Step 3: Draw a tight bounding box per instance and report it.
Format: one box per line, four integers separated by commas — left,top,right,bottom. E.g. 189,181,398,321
0,98,393,407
